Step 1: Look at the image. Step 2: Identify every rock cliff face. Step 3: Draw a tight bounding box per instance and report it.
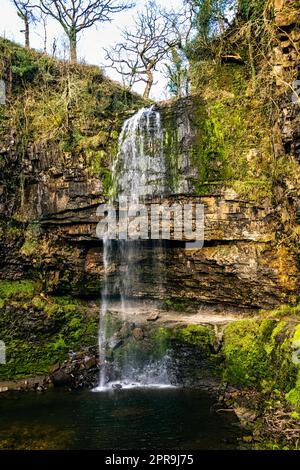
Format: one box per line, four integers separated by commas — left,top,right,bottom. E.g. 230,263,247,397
0,6,299,312
272,0,300,232
28,192,295,308
1,101,298,309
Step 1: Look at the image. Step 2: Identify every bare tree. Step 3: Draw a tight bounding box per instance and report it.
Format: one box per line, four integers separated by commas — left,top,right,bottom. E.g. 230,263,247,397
105,1,178,99
105,47,140,90
35,0,134,63
12,0,36,48
161,2,195,52
40,12,48,52
33,11,48,52
51,38,57,57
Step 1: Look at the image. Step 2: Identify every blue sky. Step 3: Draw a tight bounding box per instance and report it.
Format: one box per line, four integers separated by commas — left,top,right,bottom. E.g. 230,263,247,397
0,0,182,100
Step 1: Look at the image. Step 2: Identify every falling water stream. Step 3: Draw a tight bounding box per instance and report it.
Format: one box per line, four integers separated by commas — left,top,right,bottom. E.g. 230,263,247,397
95,106,171,391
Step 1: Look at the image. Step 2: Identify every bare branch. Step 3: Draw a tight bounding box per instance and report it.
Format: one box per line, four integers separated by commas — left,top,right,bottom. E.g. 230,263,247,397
106,0,180,98
32,0,134,62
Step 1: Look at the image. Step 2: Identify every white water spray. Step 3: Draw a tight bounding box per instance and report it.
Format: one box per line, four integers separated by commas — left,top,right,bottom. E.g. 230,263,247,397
95,106,172,391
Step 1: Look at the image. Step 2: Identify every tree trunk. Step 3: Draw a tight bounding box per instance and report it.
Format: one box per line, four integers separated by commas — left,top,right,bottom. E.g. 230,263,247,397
143,70,153,99
43,18,47,53
24,16,30,48
69,32,77,63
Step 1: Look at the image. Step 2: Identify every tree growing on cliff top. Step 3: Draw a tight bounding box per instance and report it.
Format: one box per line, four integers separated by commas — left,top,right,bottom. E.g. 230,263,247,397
161,3,195,97
34,0,134,63
187,0,236,38
12,0,36,48
105,1,180,99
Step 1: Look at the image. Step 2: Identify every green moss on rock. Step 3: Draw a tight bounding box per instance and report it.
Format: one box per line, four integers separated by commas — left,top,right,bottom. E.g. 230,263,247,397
0,280,40,300
173,324,214,351
223,318,300,405
0,283,98,380
285,325,300,408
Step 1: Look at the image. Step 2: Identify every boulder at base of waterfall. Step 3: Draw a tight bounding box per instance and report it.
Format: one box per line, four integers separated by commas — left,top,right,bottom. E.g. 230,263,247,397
49,362,60,374
50,370,73,387
119,323,134,339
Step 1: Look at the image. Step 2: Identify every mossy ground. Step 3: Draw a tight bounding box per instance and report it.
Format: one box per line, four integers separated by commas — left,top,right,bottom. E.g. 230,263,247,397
0,280,98,380
223,319,298,391
2,280,299,399
213,308,300,449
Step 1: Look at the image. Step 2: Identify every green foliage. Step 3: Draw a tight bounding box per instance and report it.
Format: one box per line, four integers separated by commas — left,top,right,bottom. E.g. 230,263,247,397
151,327,172,349
188,0,272,73
20,239,37,256
0,280,39,300
0,37,144,210
162,298,200,313
263,303,300,319
285,325,300,409
239,0,266,20
59,130,83,153
84,148,113,195
187,62,275,199
0,38,57,86
293,324,300,342
99,168,113,196
162,298,187,312
185,0,284,201
290,411,300,420
49,334,67,351
223,319,272,386
11,49,40,82
223,319,299,399
194,0,236,41
0,282,98,380
165,48,189,98
174,325,214,352
51,295,81,306
191,101,232,192
286,385,300,408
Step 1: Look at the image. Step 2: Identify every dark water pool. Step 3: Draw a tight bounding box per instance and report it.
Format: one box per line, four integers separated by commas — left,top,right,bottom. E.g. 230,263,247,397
0,388,243,449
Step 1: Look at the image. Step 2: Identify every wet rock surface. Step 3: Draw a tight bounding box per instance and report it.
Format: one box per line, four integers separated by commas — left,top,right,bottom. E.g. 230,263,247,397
49,347,99,390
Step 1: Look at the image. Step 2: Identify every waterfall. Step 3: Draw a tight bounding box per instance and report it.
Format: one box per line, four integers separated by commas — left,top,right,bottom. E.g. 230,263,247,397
95,106,172,391
113,105,166,200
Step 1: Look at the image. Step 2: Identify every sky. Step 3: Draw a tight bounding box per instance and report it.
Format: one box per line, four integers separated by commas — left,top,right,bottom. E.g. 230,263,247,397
0,0,183,100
